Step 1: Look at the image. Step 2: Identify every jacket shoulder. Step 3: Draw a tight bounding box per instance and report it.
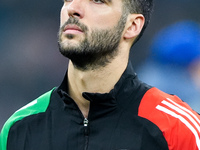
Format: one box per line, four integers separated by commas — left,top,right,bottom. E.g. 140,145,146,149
138,87,200,150
0,88,54,150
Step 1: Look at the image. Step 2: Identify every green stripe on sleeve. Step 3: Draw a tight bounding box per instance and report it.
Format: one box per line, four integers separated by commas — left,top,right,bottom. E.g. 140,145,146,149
0,88,55,150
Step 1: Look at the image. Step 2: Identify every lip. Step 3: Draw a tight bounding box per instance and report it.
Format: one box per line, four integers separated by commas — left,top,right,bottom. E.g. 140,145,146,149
63,24,83,34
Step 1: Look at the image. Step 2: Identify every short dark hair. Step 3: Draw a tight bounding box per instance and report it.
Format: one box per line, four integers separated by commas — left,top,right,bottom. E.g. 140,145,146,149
124,0,154,44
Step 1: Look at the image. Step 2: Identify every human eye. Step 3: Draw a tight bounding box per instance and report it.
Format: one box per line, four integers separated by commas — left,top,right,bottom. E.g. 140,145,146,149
92,0,105,4
63,0,72,2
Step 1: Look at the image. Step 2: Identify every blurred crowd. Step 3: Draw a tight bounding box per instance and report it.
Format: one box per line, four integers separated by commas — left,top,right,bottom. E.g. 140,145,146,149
0,0,200,128
136,21,200,112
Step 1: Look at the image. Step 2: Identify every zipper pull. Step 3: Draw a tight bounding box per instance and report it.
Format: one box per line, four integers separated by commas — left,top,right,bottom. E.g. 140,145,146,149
83,118,89,127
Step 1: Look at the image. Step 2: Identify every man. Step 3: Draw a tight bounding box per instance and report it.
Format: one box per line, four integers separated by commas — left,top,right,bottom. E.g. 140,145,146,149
0,0,199,150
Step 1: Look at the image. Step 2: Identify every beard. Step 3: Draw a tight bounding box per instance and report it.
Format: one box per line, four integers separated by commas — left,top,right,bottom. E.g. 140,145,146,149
58,14,127,71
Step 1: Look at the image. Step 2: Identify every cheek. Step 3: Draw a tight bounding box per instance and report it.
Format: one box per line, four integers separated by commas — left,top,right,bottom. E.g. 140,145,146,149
88,7,122,29
60,6,69,27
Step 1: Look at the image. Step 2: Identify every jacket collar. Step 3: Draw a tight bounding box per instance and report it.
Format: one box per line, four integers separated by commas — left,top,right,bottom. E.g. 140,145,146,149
56,61,151,118
82,61,137,103
58,61,137,102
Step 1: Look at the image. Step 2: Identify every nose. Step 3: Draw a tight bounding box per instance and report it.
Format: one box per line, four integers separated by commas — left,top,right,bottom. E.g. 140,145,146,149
67,0,84,19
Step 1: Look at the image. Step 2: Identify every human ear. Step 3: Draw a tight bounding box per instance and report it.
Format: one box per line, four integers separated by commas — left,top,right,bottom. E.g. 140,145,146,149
123,14,145,39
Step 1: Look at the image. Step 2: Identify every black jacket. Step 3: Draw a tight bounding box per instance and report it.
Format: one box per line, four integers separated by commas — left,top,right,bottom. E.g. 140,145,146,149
0,62,172,150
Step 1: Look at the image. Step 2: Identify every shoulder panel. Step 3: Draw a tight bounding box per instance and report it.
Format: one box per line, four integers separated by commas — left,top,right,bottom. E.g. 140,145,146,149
138,87,200,150
0,88,55,150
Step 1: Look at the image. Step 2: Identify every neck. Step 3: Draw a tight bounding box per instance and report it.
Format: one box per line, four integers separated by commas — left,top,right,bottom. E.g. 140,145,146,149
67,49,129,118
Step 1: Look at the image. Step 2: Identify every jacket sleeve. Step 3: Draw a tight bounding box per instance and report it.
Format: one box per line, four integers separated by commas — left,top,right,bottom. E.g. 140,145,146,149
0,99,39,150
0,89,54,150
139,87,200,150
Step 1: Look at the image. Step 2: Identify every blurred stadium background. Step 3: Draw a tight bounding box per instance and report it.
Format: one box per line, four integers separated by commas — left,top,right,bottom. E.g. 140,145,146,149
0,0,200,129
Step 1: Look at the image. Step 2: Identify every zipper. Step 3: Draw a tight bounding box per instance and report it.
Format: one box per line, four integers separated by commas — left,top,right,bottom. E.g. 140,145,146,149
84,118,89,127
83,118,89,150
63,92,90,150
72,102,90,150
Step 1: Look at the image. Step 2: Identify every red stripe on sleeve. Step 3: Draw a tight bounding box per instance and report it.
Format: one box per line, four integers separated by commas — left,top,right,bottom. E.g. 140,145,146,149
138,87,200,150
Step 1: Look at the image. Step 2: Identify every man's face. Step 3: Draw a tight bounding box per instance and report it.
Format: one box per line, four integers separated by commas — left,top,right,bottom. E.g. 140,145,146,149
58,0,128,70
